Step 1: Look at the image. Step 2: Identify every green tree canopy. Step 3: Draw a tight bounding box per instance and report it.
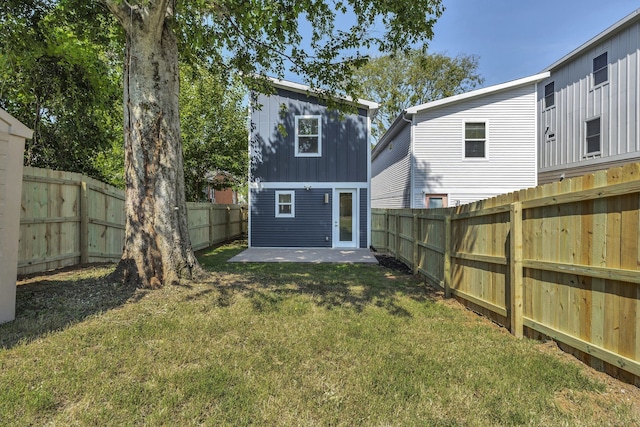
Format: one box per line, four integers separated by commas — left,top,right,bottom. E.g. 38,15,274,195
180,63,248,201
6,0,447,287
353,49,484,140
2,0,249,200
0,0,123,178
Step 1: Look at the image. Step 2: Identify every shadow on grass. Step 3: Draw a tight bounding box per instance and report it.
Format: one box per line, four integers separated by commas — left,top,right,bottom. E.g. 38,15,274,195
197,240,440,317
1,241,438,350
0,264,142,350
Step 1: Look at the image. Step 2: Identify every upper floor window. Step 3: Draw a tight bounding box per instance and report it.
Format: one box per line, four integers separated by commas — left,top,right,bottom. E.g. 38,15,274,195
586,118,601,155
275,190,295,218
464,122,486,158
295,115,322,157
593,52,608,86
544,82,555,109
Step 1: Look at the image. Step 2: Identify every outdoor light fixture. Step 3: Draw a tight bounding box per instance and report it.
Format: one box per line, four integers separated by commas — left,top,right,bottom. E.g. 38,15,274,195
324,193,329,204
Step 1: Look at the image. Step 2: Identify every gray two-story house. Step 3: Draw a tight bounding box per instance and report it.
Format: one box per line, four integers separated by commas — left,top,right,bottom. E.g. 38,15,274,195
249,78,378,248
537,8,640,183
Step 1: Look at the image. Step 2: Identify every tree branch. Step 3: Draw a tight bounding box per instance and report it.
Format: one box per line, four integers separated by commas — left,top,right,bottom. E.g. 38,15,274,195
222,14,311,76
148,0,172,35
102,0,133,31
102,0,171,35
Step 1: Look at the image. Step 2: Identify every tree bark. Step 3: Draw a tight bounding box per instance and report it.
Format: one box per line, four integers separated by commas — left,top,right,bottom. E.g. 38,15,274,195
105,1,204,288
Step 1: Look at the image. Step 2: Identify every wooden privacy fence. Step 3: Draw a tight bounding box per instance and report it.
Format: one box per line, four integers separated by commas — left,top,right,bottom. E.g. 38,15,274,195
19,167,247,275
373,162,640,385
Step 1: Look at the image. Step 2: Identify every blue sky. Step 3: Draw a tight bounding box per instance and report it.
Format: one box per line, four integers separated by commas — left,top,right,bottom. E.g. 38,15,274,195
284,1,637,88
426,0,637,86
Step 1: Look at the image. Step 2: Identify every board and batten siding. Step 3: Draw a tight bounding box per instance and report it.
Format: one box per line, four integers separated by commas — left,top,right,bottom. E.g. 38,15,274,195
538,14,640,183
412,85,538,207
251,88,369,184
371,122,412,208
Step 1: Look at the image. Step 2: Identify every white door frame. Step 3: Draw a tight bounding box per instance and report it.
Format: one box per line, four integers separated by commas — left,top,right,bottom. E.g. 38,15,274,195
332,188,358,248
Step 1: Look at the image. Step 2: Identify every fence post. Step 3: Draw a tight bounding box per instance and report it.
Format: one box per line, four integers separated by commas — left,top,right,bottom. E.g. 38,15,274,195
244,206,249,234
443,215,451,298
209,205,214,247
395,212,401,258
412,212,419,274
384,210,389,252
80,181,89,264
510,202,524,338
225,206,231,240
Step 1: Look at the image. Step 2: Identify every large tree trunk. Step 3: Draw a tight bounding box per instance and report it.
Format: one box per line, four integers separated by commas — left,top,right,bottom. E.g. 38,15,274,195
106,1,204,288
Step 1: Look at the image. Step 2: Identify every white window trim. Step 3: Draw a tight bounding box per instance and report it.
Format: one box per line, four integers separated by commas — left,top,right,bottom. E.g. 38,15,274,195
424,194,449,209
275,190,295,218
295,115,322,157
543,81,555,110
585,117,602,157
592,52,608,88
462,120,489,160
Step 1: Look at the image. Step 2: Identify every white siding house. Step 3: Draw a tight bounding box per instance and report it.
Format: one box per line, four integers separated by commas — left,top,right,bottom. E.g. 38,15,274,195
538,8,640,183
372,73,549,208
370,123,411,208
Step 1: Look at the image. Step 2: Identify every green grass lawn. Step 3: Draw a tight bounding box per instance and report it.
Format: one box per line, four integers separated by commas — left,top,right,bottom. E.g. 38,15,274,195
1,240,638,426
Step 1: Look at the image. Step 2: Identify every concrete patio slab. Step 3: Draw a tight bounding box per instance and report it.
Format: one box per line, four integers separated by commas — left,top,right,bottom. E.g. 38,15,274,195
228,248,379,264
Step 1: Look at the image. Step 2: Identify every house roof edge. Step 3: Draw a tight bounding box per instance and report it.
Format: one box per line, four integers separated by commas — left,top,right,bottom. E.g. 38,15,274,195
404,72,550,115
371,112,411,161
265,77,380,110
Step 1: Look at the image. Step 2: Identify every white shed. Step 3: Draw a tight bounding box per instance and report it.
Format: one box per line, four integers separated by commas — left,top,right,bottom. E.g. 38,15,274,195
0,109,32,324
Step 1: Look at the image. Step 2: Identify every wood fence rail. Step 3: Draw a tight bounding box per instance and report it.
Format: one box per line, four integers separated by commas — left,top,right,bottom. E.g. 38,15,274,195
19,167,247,275
372,162,640,385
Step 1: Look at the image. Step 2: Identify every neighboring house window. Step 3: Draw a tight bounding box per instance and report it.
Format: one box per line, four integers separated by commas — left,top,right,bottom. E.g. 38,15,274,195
275,190,295,218
544,82,555,109
425,194,448,209
586,118,601,155
295,115,322,157
593,52,608,86
464,122,486,158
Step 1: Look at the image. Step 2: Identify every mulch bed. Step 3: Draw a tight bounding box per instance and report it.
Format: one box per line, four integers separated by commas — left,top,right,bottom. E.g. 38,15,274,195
374,253,413,275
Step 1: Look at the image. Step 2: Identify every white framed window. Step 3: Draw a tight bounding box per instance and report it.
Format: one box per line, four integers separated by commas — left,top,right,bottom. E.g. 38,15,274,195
544,82,555,109
585,117,601,155
464,122,486,158
275,190,295,218
295,115,321,157
593,52,608,87
425,194,448,209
